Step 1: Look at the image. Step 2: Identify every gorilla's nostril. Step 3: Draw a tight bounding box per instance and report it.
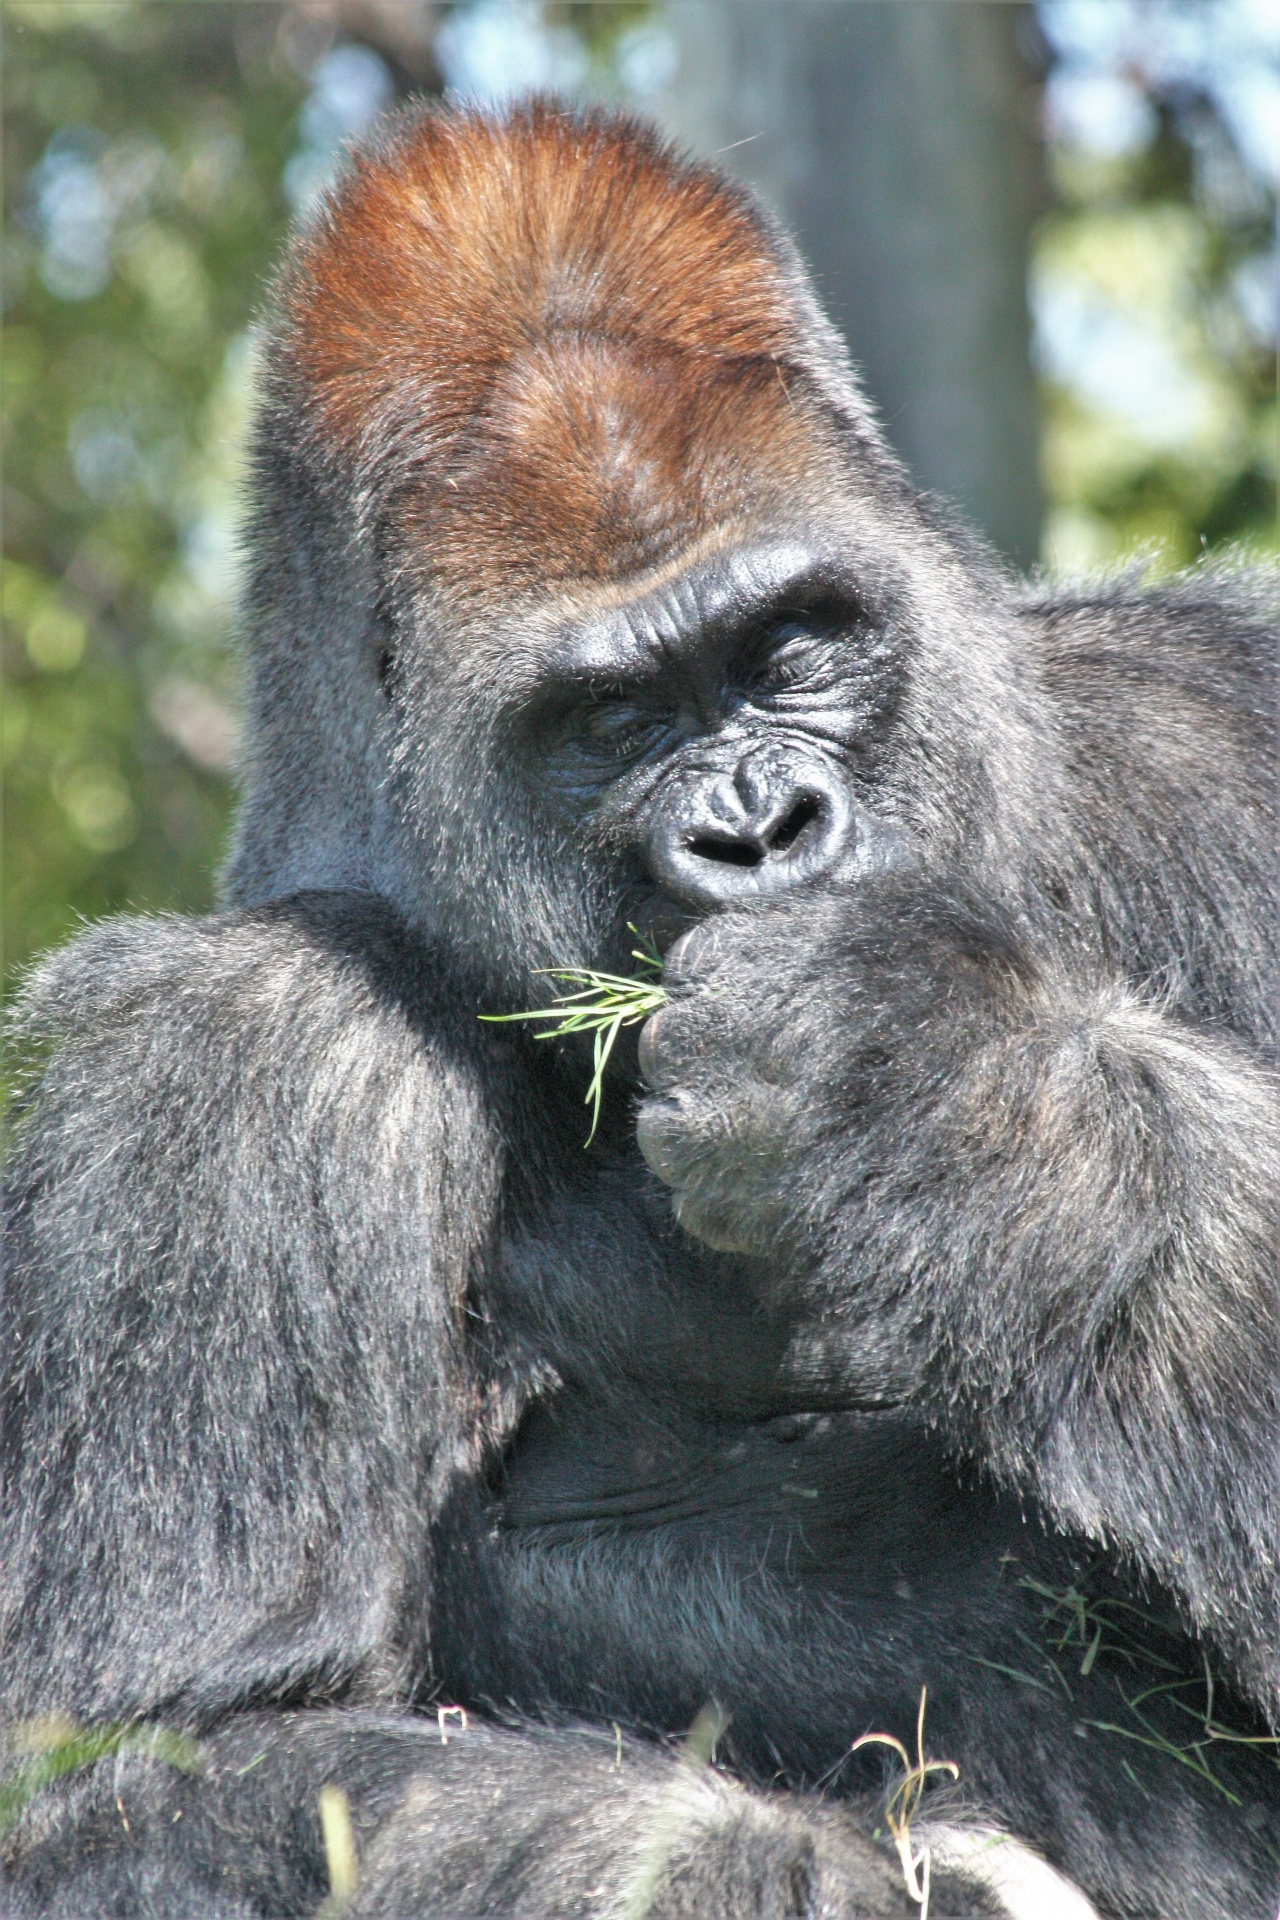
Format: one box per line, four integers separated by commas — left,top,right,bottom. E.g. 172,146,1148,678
684,794,827,872
767,794,823,855
687,834,763,868
651,765,854,907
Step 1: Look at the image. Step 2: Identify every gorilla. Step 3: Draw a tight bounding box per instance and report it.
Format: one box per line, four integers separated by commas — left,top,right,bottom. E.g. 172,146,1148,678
2,102,1277,1920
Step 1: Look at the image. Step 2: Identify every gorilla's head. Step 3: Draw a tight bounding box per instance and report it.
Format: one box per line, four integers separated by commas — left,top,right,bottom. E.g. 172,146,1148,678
227,102,1045,1000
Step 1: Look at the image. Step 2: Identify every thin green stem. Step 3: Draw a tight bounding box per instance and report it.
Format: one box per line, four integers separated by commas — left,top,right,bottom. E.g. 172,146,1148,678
480,932,666,1143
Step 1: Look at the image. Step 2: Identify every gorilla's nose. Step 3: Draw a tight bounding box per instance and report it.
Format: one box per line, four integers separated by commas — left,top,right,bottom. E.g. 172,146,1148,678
646,751,854,910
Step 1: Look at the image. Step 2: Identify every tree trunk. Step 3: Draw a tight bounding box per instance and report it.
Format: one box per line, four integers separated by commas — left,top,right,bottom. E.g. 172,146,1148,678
661,0,1044,567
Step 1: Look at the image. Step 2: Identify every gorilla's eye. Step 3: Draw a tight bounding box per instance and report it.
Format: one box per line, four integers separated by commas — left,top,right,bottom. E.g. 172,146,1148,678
747,620,828,695
534,689,672,798
576,699,662,756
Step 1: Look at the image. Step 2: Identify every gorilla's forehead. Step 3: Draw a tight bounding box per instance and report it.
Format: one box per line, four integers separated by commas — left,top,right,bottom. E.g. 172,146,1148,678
275,100,850,590
398,335,844,595
547,542,820,662
409,533,909,711
537,541,867,683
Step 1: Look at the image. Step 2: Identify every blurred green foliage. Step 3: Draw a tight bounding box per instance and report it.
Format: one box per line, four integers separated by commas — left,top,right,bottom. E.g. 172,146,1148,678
1034,16,1278,574
3,2,310,978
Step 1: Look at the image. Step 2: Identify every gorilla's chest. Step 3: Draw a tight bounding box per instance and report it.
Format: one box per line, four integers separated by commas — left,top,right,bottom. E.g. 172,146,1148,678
488,1161,1008,1582
432,1160,1280,1869
497,1393,1009,1590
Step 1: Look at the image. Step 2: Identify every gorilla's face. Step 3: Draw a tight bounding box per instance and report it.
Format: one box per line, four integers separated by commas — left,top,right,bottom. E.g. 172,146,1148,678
382,474,1012,1005
512,542,912,947
378,505,961,1004
245,105,1033,1001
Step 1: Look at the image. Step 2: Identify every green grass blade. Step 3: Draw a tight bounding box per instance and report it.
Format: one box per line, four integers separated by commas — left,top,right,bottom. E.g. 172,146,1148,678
478,944,667,1145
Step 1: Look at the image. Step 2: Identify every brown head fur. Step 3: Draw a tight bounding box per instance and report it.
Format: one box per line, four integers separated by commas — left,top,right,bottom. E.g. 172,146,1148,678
273,100,847,597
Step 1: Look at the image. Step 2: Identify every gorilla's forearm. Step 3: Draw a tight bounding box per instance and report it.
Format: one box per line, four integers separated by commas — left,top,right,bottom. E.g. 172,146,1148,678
843,977,1279,1717
638,897,1280,1714
1,894,498,1724
0,1706,973,1919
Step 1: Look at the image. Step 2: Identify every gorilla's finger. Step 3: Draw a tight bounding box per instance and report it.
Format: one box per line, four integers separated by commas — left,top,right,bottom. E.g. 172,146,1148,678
635,1097,692,1188
636,1008,668,1083
637,1002,728,1091
662,918,738,991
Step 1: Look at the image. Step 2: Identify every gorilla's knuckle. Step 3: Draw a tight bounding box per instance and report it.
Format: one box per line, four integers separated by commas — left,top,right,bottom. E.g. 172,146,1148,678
636,1007,669,1084
672,1188,756,1256
635,1095,694,1182
663,920,731,989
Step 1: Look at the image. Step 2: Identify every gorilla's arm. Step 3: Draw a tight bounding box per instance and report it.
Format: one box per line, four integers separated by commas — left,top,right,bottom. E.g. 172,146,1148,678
1,893,498,1726
637,887,1280,1720
2,1710,936,1920
1,900,967,1917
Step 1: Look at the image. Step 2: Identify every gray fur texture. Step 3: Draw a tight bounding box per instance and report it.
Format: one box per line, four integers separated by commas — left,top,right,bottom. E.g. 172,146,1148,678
2,102,1277,1919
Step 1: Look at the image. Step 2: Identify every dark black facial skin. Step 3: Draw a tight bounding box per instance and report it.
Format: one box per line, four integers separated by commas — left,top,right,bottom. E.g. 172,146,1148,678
523,545,912,947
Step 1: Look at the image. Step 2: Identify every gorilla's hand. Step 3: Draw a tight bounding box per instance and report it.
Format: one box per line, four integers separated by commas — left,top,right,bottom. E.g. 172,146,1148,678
636,911,809,1259
636,881,1022,1270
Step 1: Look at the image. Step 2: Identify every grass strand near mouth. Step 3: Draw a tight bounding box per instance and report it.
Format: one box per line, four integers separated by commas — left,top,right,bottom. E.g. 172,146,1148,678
481,929,666,1144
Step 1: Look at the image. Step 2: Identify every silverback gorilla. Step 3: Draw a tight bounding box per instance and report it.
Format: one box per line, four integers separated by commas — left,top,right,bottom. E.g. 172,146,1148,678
3,103,1278,1920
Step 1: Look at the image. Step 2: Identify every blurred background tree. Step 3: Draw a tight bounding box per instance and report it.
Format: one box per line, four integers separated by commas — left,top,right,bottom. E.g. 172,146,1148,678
661,1,1047,566
3,0,1276,983
1034,0,1278,573
4,3,310,971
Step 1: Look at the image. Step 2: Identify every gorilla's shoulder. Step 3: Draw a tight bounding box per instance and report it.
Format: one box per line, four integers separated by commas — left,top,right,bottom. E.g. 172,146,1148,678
1015,557,1276,733
11,891,441,1049
4,892,493,1159
4,891,502,1271
1017,557,1277,663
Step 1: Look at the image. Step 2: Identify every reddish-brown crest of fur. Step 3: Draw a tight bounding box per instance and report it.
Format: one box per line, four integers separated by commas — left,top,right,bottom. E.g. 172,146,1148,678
279,101,835,595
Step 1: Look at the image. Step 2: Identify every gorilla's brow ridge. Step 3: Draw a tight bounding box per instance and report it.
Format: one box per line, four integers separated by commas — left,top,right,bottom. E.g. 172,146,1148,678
543,545,873,689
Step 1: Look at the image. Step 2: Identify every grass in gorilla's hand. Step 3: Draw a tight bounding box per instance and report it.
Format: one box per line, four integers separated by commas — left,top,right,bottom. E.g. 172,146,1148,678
482,929,666,1143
